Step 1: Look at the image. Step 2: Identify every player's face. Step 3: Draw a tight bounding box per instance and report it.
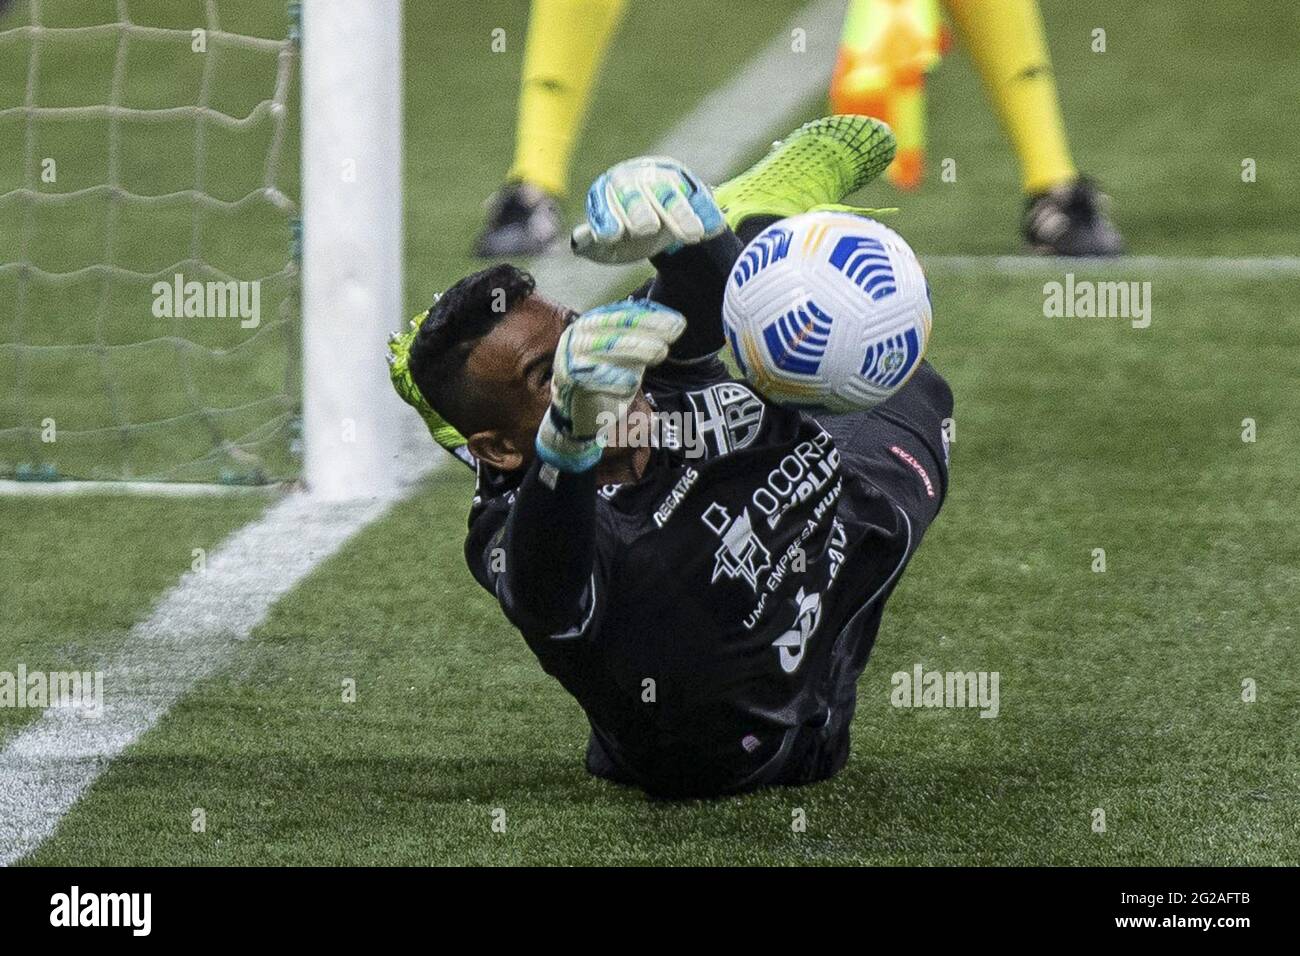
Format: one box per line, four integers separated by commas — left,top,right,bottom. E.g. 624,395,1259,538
463,292,651,475
462,293,570,471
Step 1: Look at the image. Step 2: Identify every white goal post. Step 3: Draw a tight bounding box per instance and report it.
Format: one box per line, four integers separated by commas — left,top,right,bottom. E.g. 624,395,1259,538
0,0,408,500
301,0,406,501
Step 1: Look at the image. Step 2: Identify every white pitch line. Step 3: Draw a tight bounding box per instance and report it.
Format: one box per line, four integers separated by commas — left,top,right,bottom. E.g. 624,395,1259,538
0,478,290,497
0,486,409,865
920,254,1300,276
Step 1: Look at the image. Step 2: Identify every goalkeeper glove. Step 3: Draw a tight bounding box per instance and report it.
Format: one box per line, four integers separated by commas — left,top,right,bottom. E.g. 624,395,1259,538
535,300,686,473
571,157,725,264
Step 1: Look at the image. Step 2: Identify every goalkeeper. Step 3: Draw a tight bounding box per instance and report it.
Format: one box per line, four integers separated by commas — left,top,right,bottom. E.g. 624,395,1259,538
391,117,954,798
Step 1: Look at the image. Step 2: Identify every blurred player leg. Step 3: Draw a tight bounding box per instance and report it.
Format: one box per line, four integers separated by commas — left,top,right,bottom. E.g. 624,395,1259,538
508,0,626,198
944,0,1074,194
475,0,628,257
942,0,1124,255
830,0,944,191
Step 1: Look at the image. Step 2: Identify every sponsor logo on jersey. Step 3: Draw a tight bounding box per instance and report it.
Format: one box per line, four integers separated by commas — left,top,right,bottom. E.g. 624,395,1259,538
829,234,897,301
751,428,841,530
685,382,765,458
889,444,935,498
827,516,848,582
652,467,699,527
764,517,821,593
702,502,771,593
772,587,822,674
742,591,772,630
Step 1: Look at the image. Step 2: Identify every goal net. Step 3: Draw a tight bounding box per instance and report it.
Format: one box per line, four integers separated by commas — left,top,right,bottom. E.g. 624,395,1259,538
0,0,300,485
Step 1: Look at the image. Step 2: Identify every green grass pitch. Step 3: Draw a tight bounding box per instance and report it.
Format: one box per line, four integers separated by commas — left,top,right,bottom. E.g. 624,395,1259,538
4,0,1300,864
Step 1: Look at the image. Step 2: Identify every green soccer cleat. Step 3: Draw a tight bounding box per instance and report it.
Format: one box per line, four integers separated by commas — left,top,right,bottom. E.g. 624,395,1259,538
713,114,897,231
387,308,472,464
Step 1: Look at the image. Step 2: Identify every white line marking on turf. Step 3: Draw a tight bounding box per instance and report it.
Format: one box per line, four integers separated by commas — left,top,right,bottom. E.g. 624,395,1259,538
0,479,291,497
0,485,423,866
920,255,1300,276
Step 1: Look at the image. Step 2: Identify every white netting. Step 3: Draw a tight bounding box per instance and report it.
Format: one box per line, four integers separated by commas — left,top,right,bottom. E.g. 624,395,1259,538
0,0,299,484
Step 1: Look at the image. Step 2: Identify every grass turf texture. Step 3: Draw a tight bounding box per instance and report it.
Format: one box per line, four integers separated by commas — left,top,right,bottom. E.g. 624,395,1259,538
0,493,269,744
7,0,1300,863
23,269,1300,866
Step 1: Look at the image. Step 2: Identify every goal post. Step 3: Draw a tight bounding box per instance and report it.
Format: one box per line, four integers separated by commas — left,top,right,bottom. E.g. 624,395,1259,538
301,0,406,501
0,0,410,499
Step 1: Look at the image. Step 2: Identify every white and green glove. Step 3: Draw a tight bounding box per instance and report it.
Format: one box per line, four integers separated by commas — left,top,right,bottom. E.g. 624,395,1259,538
535,300,686,473
570,157,726,264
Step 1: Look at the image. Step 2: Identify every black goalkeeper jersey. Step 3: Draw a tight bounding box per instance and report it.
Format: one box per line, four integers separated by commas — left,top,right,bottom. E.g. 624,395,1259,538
465,360,914,796
458,229,927,797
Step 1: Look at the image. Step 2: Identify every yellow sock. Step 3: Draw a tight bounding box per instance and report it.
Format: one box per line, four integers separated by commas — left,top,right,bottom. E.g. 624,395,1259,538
942,0,1077,194
506,0,627,198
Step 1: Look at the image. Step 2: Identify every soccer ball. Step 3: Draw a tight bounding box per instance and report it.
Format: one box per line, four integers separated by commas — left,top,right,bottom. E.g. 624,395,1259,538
722,211,932,413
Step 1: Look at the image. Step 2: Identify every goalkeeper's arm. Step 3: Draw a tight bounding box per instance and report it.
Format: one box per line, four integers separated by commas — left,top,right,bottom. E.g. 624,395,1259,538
489,300,686,637
491,460,598,638
644,230,742,363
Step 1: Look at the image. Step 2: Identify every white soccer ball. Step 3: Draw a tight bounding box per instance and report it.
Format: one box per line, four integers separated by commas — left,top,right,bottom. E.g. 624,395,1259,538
722,211,932,413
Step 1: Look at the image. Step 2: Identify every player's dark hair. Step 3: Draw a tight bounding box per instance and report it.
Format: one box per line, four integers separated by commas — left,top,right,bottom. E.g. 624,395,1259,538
407,264,536,435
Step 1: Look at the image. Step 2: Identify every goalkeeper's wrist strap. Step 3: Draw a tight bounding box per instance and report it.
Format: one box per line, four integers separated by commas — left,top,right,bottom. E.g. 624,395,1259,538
535,407,603,473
